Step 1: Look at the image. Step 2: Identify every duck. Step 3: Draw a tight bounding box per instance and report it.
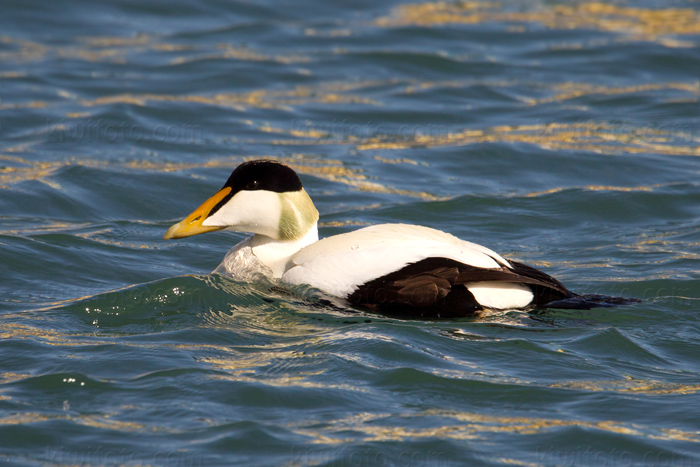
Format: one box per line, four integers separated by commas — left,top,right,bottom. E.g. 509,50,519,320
164,160,617,317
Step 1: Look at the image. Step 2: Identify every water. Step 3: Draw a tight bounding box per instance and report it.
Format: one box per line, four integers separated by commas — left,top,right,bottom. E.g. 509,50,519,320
1,0,699,465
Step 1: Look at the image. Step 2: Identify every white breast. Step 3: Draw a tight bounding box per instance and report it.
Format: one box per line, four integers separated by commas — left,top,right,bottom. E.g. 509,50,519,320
213,237,274,281
281,224,512,298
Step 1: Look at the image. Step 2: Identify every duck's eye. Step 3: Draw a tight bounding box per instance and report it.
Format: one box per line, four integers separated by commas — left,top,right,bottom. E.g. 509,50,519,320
245,180,259,190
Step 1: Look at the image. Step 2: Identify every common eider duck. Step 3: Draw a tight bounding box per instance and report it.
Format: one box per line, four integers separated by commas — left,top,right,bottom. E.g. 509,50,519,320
164,160,629,317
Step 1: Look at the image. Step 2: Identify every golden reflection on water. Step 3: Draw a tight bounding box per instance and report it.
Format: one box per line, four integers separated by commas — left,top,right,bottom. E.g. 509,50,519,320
1,3,698,162
552,378,700,396
171,43,311,65
533,82,698,105
203,350,370,393
520,184,663,198
354,120,700,156
74,85,378,111
2,73,696,159
0,154,107,189
0,33,314,66
0,372,31,385
0,153,441,200
0,159,65,190
0,34,146,64
376,2,700,46
288,408,699,444
0,411,150,432
244,116,698,157
0,2,697,72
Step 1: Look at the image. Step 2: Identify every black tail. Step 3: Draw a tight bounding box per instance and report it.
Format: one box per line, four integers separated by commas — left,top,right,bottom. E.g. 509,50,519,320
507,261,640,310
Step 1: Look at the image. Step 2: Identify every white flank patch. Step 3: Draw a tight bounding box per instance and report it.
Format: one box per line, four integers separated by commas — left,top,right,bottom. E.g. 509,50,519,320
463,282,534,309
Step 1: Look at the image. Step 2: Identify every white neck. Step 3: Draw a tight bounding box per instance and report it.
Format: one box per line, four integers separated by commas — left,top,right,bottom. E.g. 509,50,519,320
248,222,319,278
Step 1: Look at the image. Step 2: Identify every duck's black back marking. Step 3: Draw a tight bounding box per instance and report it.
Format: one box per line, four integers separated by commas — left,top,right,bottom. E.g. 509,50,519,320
347,257,574,318
211,160,303,216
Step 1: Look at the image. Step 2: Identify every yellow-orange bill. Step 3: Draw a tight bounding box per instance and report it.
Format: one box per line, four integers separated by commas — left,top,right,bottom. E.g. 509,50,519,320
163,187,232,239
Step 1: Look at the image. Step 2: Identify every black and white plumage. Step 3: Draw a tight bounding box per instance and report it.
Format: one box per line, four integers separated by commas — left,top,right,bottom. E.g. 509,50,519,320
164,160,626,317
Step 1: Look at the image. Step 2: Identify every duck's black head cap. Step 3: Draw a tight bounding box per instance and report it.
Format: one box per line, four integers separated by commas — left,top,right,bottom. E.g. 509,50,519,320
224,160,303,193
209,160,303,216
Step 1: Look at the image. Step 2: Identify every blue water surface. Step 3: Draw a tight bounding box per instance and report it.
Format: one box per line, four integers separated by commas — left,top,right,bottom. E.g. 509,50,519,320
1,0,699,466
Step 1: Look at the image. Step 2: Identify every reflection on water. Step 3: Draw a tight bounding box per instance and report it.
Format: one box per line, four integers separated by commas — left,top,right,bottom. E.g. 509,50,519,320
1,0,699,465
377,2,700,45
